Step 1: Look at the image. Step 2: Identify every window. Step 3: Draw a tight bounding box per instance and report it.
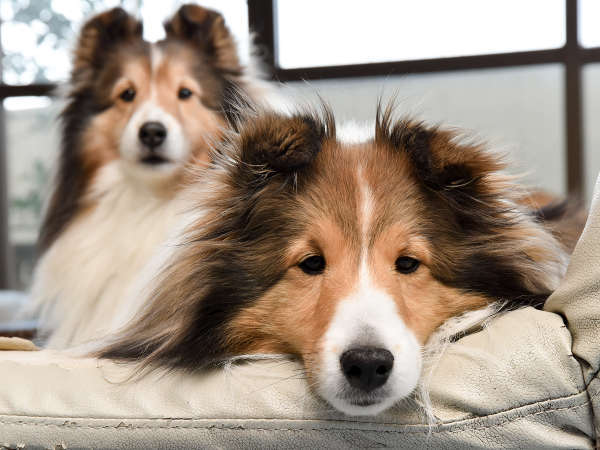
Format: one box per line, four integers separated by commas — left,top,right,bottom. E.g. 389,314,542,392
0,0,598,288
275,0,566,69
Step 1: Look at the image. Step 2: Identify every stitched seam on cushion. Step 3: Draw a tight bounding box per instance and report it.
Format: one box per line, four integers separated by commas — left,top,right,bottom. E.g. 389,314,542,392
0,400,592,435
444,401,591,434
545,314,597,439
588,379,600,399
583,361,600,440
585,374,600,441
0,388,589,429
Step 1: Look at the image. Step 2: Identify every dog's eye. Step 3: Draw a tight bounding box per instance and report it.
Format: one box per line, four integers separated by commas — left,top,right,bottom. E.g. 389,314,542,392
395,256,420,274
178,88,192,100
119,88,136,102
298,255,326,275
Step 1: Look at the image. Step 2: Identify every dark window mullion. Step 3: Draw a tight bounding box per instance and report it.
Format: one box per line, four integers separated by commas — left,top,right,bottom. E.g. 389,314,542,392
566,0,583,195
0,16,13,288
272,48,567,81
248,0,275,75
0,84,57,98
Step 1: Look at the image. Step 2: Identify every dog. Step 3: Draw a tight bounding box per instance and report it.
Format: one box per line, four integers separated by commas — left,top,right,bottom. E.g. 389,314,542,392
27,4,270,348
96,103,582,416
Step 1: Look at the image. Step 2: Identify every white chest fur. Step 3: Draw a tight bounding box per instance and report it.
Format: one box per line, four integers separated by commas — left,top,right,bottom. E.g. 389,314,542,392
29,162,183,348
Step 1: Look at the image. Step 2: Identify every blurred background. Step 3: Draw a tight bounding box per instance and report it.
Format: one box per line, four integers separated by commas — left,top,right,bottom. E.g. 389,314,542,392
0,0,596,289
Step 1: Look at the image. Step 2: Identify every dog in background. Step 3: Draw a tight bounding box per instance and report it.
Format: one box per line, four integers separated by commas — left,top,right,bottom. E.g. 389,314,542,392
96,103,583,416
28,4,270,348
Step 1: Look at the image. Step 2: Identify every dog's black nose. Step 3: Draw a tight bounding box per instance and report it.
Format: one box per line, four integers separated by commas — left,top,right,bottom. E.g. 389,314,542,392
340,347,394,392
139,121,167,148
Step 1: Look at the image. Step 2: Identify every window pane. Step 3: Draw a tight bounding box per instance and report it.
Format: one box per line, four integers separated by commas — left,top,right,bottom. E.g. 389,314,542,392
282,65,565,194
0,0,134,84
4,97,61,288
0,0,249,84
583,64,600,201
275,0,566,69
579,0,600,48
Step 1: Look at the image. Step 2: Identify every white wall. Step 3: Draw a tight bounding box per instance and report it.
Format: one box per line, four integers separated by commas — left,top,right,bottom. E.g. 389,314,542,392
282,64,567,196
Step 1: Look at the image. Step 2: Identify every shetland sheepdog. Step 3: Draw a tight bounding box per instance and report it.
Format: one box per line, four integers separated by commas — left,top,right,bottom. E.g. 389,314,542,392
28,4,270,348
96,103,582,416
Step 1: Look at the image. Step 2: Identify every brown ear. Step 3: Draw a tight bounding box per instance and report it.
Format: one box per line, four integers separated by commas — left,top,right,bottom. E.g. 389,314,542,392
164,4,241,73
376,103,504,192
238,113,330,173
73,8,142,79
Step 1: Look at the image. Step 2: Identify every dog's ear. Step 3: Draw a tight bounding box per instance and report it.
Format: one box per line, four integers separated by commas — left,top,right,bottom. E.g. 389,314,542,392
386,121,503,193
73,8,142,79
237,113,328,173
376,103,503,194
164,4,241,73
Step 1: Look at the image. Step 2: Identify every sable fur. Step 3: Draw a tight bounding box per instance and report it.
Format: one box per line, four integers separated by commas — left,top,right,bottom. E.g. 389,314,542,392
97,103,576,376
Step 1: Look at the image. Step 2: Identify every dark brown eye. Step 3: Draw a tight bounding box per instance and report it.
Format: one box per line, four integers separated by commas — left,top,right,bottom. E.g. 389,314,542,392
299,255,326,275
119,88,136,102
395,256,420,274
178,87,192,100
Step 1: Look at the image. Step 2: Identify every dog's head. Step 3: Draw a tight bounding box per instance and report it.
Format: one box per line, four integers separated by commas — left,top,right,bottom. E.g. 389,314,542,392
67,5,242,180
99,105,567,415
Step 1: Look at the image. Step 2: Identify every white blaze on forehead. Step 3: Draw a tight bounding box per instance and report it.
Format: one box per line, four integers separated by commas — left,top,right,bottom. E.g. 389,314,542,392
148,44,164,104
357,166,374,245
150,44,164,77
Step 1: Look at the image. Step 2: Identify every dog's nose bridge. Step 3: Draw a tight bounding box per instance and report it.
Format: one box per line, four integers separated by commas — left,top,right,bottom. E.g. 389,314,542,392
348,324,383,349
135,100,171,127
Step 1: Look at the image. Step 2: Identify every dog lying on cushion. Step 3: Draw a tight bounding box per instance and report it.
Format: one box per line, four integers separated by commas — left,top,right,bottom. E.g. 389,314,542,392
95,103,582,416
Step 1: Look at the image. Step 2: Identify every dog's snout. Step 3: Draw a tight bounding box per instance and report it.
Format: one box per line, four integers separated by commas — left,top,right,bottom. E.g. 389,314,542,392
340,347,394,392
139,121,167,148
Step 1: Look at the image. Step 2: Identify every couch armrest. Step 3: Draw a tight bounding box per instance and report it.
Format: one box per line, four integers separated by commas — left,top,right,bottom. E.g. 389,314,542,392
545,175,600,438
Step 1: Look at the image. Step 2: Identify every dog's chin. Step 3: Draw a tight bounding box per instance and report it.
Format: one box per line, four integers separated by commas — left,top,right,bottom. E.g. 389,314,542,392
122,156,183,185
139,154,173,166
324,389,405,416
316,367,421,416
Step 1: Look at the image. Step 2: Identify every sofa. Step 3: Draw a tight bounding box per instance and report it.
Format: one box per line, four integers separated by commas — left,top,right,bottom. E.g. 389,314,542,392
1,176,599,448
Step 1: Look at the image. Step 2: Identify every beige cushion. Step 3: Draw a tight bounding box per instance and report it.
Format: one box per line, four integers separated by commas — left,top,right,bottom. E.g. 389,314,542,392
0,307,593,448
2,179,600,448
